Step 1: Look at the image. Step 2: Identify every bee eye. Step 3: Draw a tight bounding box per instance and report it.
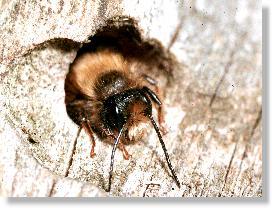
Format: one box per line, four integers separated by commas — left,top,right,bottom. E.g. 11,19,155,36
114,106,126,129
103,100,126,130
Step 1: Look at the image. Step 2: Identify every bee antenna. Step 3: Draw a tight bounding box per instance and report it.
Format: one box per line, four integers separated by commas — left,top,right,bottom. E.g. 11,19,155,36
149,116,181,188
106,125,125,192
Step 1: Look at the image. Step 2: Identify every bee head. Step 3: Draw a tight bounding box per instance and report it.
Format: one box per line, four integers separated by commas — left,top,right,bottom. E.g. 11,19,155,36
101,88,153,131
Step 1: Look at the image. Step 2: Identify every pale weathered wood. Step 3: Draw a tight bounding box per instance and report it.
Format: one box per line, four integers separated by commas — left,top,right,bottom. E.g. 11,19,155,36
0,0,262,197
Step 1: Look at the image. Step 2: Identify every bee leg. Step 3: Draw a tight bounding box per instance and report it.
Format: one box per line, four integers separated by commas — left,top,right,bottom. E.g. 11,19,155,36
106,131,131,160
119,142,131,160
83,121,96,158
142,75,168,135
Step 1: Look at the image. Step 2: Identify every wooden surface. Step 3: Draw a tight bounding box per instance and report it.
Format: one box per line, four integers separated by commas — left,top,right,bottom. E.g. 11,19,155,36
0,0,262,197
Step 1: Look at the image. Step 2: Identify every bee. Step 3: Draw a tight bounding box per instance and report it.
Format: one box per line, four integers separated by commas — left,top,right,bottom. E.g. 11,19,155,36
64,16,180,192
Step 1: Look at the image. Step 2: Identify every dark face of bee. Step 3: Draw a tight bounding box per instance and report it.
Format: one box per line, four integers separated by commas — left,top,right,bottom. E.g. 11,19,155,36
101,88,152,131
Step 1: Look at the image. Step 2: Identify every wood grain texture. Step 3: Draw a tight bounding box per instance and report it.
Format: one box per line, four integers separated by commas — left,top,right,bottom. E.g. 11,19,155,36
0,0,262,197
